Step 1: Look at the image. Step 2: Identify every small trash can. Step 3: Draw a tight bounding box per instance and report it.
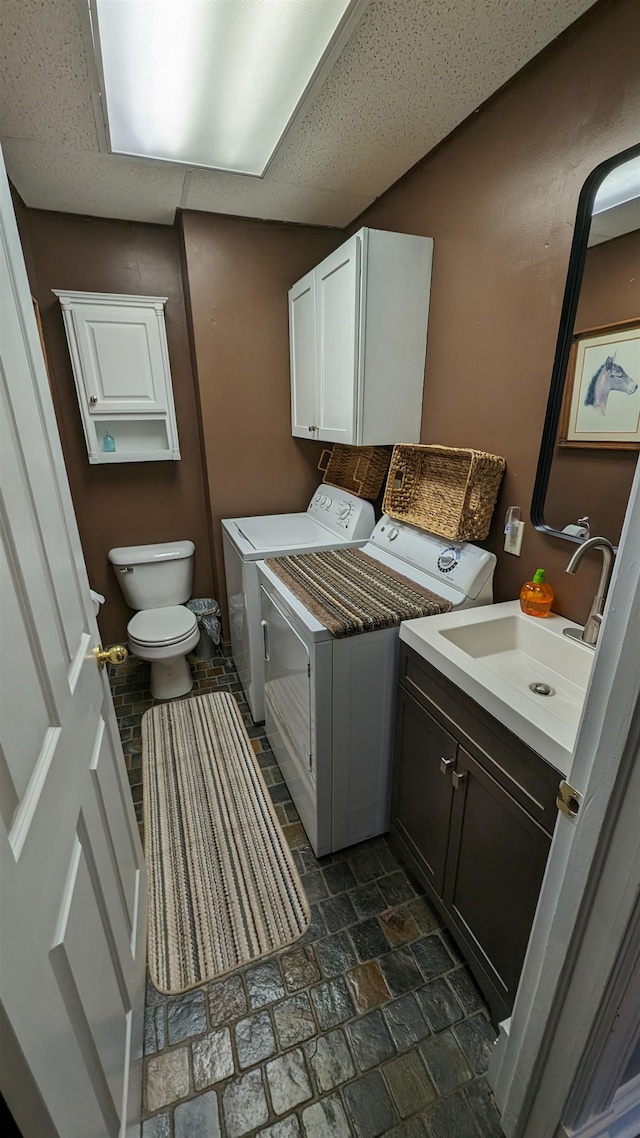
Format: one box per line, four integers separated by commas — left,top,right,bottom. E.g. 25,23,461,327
185,598,222,660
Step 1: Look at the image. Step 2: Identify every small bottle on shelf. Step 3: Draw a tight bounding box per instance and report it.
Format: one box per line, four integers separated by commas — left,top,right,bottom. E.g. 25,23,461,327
103,431,116,453
520,568,554,617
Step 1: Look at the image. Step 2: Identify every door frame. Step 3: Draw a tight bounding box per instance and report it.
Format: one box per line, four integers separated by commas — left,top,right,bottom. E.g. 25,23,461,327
490,454,640,1137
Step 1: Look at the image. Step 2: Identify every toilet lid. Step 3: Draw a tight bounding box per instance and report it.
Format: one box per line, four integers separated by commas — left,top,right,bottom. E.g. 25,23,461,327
128,605,197,647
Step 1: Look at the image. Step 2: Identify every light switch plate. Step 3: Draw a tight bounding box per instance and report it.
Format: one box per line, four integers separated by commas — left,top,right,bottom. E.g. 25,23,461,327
504,519,525,556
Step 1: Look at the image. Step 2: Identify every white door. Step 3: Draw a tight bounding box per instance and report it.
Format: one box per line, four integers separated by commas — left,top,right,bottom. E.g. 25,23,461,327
316,233,361,444
288,270,318,439
0,151,147,1138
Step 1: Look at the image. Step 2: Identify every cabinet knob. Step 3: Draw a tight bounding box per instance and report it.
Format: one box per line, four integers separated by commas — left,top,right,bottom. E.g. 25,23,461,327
89,395,98,405
439,756,455,775
452,770,467,790
308,425,318,432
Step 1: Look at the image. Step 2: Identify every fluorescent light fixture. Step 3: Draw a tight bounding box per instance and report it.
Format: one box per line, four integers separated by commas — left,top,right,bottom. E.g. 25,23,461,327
90,0,367,176
593,155,640,214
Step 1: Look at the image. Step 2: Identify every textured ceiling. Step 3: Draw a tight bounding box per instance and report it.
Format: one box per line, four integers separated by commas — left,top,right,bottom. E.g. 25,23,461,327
0,0,597,227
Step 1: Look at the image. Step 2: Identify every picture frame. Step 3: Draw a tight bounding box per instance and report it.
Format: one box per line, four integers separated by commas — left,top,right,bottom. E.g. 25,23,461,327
558,317,640,449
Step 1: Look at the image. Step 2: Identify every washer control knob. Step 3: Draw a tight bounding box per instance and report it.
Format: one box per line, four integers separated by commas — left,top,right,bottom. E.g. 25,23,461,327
437,547,461,573
339,504,352,520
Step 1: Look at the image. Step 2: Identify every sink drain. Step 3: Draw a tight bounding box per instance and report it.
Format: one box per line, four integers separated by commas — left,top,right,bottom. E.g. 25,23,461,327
529,681,555,697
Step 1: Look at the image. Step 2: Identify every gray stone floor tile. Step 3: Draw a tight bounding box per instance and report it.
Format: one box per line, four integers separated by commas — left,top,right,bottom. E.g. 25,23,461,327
302,1094,351,1138
378,872,415,907
146,1048,190,1112
320,893,358,932
144,1006,166,1055
454,1014,497,1075
310,976,355,1030
424,1089,480,1138
350,883,387,920
343,1070,396,1138
142,1114,170,1138
259,1117,302,1138
281,945,322,992
266,1048,313,1115
298,904,327,945
322,862,357,895
167,989,208,1045
405,897,440,936
379,948,423,996
410,935,454,982
347,960,391,1013
383,1050,436,1118
419,1029,472,1096
465,1077,504,1136
246,959,286,1008
306,1028,355,1092
447,967,486,1016
235,1009,277,1068
208,973,248,1027
347,1009,396,1071
350,919,389,962
378,906,421,948
146,974,166,1008
192,1027,235,1089
303,871,329,903
223,1068,270,1137
315,932,357,977
387,1119,429,1138
416,978,463,1032
349,849,384,884
383,993,430,1051
274,992,317,1048
174,1090,221,1138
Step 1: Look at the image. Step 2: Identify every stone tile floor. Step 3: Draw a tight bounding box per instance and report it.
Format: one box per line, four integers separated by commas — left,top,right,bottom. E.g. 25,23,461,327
110,647,503,1138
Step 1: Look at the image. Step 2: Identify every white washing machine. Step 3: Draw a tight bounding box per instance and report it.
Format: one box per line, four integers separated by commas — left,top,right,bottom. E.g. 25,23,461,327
257,516,497,856
222,486,375,723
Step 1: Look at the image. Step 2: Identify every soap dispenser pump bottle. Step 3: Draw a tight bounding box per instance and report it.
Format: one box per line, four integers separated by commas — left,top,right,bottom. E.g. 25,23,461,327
520,568,554,617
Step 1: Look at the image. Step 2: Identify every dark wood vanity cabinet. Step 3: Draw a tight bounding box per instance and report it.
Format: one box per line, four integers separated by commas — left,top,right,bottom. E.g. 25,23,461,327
391,643,561,1023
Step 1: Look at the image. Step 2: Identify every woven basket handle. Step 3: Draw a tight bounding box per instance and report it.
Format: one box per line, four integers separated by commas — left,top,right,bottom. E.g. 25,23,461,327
351,454,368,493
317,448,332,474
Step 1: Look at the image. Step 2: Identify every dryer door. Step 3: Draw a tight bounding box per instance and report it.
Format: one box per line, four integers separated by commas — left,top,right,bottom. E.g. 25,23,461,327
260,586,319,851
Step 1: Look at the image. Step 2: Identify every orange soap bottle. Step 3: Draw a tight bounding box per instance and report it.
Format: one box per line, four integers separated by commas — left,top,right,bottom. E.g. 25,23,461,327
520,568,554,617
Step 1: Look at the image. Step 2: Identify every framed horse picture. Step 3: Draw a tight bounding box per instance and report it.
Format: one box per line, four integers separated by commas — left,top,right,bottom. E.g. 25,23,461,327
558,317,640,449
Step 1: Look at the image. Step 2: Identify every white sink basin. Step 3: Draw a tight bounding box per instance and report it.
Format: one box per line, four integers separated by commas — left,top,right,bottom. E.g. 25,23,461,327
400,600,595,775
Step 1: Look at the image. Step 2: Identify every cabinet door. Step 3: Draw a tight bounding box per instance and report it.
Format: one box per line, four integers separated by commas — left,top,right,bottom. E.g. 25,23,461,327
316,233,361,444
289,271,318,439
391,688,457,898
444,746,552,1007
71,301,169,414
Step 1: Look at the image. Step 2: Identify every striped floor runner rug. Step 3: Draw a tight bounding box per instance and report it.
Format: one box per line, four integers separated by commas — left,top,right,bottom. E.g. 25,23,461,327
141,692,310,994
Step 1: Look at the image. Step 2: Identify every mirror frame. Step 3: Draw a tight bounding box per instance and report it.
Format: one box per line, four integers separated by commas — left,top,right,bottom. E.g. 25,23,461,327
531,141,640,546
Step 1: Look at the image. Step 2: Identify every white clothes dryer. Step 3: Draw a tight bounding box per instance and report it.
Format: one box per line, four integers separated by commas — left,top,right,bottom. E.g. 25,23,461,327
257,516,497,856
222,486,375,723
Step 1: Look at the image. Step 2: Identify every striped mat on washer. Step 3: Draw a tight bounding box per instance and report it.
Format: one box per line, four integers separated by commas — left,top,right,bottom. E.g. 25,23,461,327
265,547,452,637
141,692,310,994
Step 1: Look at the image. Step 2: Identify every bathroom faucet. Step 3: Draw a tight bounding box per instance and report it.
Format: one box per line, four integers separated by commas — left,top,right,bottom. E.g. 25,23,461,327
564,536,615,646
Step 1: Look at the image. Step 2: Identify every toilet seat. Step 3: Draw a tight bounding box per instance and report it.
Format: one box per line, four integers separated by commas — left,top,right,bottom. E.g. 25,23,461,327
128,605,197,648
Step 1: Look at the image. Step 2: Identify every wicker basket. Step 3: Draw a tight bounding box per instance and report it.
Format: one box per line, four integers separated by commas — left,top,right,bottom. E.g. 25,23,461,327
318,444,391,501
382,444,506,541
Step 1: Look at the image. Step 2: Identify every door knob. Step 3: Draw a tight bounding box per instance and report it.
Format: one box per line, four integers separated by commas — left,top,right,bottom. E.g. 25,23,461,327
89,395,98,405
94,644,128,671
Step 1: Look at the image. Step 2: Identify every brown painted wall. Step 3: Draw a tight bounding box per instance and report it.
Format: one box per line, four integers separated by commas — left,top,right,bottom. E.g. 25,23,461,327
16,208,215,644
181,212,342,636
354,0,640,623
545,228,640,541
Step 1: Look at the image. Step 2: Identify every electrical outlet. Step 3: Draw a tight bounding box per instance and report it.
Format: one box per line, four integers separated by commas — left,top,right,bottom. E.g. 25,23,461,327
504,519,525,555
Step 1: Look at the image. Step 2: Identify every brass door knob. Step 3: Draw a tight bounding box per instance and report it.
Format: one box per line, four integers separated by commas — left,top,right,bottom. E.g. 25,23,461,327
94,644,128,671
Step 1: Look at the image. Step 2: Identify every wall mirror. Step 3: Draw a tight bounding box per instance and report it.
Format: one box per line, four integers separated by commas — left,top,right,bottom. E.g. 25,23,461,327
531,143,640,546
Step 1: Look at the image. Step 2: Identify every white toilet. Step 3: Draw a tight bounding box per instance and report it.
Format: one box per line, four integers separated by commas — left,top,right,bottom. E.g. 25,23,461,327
108,540,199,700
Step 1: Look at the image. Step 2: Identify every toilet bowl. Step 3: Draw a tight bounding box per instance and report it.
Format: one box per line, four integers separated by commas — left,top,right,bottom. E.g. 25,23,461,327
108,540,198,700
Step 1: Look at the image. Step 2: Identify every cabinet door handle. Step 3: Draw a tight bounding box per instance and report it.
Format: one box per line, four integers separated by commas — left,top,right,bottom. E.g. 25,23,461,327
452,770,467,790
261,619,270,661
308,424,318,432
439,756,455,776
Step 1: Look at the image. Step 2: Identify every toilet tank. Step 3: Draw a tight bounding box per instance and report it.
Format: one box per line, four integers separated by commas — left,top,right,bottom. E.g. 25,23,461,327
108,540,195,610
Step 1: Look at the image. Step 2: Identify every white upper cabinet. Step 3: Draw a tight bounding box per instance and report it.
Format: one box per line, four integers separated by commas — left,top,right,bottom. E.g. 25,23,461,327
289,228,433,446
53,290,180,463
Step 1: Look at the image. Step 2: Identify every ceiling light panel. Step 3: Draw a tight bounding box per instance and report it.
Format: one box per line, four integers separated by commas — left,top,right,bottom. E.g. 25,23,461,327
92,0,359,176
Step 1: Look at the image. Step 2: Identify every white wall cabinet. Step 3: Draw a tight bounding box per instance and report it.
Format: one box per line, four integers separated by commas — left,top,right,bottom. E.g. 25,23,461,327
289,228,433,446
53,290,180,463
